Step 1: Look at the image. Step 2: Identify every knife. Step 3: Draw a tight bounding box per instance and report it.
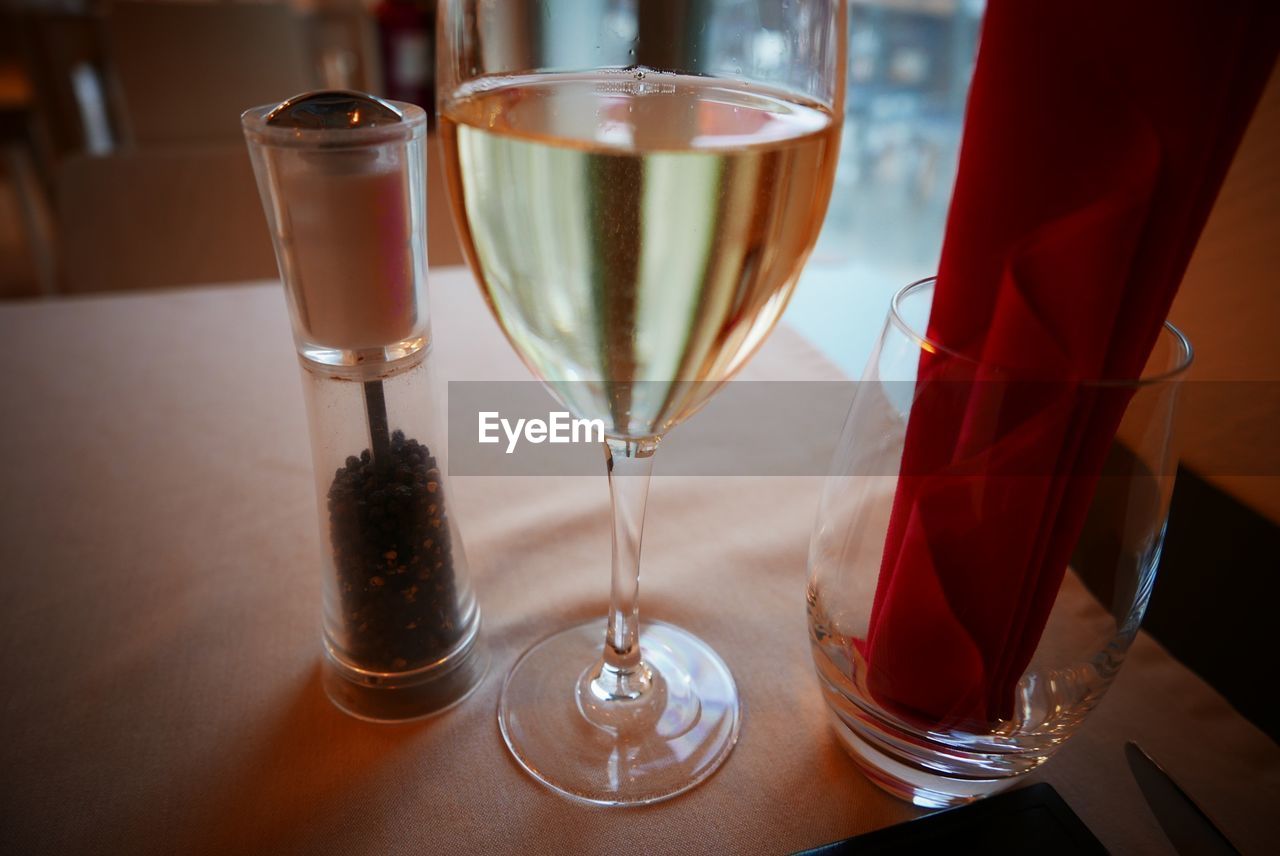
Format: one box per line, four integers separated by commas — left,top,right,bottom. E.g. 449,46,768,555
1125,741,1240,855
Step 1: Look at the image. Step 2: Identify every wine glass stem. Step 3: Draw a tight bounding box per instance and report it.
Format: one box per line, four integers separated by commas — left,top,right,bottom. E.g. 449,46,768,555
598,436,657,697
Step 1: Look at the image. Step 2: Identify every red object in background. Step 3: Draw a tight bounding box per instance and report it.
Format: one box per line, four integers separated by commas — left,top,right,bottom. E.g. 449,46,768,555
865,0,1279,728
376,0,434,117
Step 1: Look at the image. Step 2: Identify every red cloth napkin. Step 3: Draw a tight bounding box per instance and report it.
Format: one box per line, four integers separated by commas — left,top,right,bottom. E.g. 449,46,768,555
864,0,1279,728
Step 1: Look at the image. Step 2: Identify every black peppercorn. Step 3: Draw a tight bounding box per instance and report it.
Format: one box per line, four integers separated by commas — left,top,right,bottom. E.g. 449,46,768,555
327,429,464,671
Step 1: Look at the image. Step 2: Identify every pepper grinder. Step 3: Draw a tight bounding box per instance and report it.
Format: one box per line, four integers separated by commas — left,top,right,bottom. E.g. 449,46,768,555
243,91,485,721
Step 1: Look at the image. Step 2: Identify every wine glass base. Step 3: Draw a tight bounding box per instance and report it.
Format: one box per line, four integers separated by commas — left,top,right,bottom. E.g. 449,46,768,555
498,619,741,806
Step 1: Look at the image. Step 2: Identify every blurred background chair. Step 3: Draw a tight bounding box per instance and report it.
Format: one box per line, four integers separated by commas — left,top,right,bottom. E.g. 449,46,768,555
51,135,462,293
10,4,112,166
55,145,276,293
1,0,457,299
104,1,318,146
3,3,108,298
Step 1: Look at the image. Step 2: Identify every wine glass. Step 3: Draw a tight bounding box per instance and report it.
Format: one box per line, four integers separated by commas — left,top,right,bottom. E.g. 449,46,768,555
437,0,845,805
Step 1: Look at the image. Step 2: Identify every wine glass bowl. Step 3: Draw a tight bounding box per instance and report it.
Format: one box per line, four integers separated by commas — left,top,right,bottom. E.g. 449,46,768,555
438,0,845,804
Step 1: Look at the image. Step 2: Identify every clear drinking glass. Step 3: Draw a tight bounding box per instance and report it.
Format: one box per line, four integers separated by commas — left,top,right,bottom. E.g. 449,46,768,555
437,0,846,804
807,278,1192,807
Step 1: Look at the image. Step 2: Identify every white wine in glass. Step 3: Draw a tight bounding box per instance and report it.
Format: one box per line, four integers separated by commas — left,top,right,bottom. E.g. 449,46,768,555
439,0,845,805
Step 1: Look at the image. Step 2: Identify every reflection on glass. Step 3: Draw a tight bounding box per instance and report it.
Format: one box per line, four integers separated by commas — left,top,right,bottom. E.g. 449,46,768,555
789,0,984,375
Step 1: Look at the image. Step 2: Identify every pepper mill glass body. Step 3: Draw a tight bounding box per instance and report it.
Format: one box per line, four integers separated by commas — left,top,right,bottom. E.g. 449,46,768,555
243,92,484,721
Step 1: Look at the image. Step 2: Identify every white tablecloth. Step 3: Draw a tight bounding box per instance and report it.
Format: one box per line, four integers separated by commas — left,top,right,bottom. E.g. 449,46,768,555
0,269,1276,855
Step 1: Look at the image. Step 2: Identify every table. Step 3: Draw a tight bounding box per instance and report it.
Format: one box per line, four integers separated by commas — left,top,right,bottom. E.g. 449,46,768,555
1,270,1277,855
